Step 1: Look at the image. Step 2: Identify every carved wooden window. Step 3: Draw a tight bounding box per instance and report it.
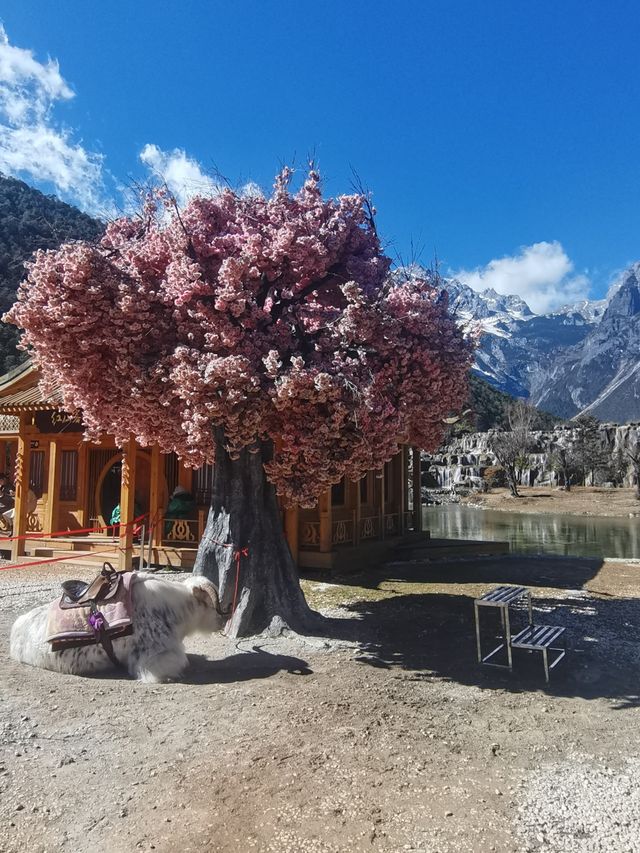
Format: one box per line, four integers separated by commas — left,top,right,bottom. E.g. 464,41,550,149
164,452,179,497
29,450,46,499
331,479,346,506
360,473,371,505
193,464,214,506
385,460,395,501
60,450,78,501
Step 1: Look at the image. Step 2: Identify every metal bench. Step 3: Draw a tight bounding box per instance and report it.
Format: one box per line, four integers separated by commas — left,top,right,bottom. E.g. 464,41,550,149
474,585,532,670
474,585,568,682
510,624,567,683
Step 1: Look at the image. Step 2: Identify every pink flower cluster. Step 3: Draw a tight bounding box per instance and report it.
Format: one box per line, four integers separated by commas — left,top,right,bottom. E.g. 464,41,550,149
5,170,474,506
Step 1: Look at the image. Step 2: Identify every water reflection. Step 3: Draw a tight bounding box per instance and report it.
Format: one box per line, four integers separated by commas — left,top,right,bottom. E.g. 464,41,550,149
423,505,640,559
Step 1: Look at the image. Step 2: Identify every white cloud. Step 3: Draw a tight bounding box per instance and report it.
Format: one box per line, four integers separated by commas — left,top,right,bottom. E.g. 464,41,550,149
453,241,591,314
239,180,264,199
0,25,106,214
139,144,222,207
139,144,265,207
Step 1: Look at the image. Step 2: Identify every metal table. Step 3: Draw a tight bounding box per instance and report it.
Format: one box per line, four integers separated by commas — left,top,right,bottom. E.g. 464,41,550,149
474,585,532,670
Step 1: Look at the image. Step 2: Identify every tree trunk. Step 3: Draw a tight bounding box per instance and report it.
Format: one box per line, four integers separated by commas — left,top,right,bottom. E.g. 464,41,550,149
506,466,520,497
193,429,323,637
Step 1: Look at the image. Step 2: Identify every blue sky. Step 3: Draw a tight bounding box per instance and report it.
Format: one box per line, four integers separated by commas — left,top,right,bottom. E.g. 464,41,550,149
1,1,640,312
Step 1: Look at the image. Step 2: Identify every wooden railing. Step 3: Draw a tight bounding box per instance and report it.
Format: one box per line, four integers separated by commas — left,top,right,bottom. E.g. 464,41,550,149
359,515,380,541
300,512,408,551
332,517,354,546
162,517,199,545
300,520,320,549
384,513,399,536
26,512,42,533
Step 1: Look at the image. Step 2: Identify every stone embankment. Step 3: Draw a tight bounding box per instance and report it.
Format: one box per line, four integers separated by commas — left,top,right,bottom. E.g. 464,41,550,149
423,422,640,495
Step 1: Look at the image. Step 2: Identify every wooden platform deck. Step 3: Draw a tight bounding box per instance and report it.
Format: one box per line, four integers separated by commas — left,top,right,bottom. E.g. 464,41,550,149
397,537,510,560
0,532,509,572
0,534,199,571
300,533,509,573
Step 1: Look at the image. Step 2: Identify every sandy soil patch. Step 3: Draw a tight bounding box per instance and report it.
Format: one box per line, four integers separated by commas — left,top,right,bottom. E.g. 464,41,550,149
1,555,639,852
462,486,640,519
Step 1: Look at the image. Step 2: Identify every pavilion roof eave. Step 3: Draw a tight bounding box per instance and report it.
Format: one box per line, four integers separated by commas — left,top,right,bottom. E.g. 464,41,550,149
0,359,63,414
0,385,63,413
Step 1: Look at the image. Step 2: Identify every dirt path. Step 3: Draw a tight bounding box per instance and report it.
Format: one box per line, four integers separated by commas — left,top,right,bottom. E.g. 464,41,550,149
1,557,639,852
461,486,640,518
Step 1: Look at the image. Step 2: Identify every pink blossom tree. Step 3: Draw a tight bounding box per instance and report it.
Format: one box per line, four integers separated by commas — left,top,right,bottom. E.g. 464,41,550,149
6,169,474,636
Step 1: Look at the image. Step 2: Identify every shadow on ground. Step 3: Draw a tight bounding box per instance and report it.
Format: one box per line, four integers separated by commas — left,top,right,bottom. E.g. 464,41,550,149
315,553,606,591
183,647,313,684
310,555,640,708
328,592,640,708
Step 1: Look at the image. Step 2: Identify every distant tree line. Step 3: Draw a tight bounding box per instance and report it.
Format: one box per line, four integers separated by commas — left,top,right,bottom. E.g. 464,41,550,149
487,403,640,499
458,374,561,434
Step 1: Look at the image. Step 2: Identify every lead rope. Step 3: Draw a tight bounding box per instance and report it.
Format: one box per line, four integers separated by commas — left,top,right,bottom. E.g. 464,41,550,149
209,539,249,615
231,547,249,614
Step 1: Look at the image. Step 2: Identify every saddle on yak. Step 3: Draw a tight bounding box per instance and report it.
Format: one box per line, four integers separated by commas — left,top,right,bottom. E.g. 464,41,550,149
46,562,134,667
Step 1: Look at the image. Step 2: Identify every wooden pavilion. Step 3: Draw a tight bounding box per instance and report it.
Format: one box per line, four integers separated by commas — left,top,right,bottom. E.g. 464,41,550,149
0,361,423,572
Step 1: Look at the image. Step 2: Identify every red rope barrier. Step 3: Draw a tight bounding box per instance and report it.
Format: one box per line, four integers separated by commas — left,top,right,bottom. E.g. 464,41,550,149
0,512,149,544
0,549,115,572
0,515,247,604
139,509,162,567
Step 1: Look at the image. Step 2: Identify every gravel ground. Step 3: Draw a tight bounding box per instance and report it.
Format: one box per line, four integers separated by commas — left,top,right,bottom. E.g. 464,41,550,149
516,757,640,852
1,555,639,852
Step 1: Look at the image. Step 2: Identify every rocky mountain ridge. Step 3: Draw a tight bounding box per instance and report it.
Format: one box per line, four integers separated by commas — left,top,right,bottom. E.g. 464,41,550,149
404,262,640,423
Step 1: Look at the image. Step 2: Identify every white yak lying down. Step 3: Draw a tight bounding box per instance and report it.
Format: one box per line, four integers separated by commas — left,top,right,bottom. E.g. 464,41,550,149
10,573,226,683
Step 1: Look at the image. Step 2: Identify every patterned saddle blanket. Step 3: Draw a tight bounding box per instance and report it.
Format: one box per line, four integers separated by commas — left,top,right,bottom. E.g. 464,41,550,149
46,564,134,663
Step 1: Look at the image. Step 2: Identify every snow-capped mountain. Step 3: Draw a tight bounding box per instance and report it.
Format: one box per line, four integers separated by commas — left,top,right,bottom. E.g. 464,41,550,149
532,264,640,421
553,298,607,324
400,262,640,423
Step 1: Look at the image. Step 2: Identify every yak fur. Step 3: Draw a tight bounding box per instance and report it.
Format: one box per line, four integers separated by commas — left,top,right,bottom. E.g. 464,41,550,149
10,573,225,682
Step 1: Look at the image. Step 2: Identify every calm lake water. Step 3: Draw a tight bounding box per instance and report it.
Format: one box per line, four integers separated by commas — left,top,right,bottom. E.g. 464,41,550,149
423,504,640,559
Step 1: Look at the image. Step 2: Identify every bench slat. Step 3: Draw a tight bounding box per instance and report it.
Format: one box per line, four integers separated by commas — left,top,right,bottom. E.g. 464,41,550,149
477,586,528,606
511,624,565,649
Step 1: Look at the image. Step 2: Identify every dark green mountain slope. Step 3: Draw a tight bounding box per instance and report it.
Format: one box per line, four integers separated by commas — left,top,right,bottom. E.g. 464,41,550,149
464,373,562,432
0,174,103,373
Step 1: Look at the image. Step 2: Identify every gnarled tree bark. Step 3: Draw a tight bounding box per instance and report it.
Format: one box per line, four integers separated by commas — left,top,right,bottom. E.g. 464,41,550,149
192,429,322,637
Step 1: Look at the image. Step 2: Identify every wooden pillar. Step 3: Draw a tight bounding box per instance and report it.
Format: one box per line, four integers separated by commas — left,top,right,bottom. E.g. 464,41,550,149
11,416,32,561
8,441,17,478
76,440,88,528
399,447,407,534
44,439,59,535
284,506,299,566
118,439,137,571
0,439,6,474
149,444,163,549
177,461,192,493
319,488,333,553
412,447,422,533
379,467,386,540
